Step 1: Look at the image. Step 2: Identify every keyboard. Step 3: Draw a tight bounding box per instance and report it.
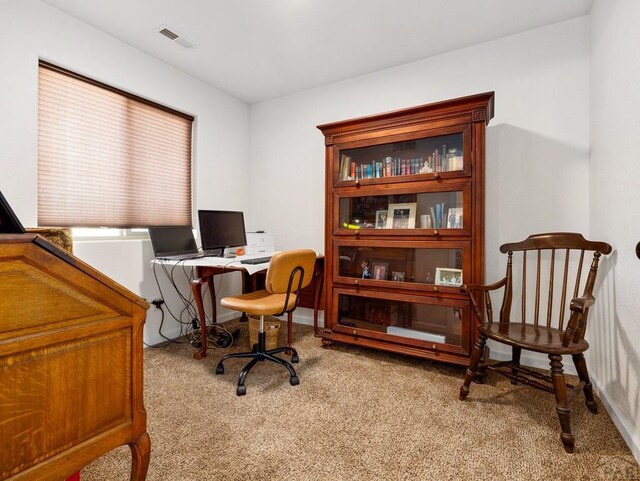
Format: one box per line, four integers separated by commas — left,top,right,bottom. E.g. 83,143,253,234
240,256,272,265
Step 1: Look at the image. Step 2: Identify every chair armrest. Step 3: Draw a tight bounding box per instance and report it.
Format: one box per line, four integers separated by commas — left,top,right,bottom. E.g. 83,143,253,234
570,294,595,314
461,277,508,324
563,294,595,346
461,277,508,294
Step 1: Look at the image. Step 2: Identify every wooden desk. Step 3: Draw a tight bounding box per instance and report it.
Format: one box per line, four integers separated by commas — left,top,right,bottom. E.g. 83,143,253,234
176,255,324,360
1,234,149,481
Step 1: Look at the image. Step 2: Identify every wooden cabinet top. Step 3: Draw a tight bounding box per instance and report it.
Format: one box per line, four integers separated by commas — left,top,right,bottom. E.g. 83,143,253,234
317,91,494,144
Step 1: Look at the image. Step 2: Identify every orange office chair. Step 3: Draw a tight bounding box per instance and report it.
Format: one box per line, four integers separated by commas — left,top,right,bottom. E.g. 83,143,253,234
215,249,317,395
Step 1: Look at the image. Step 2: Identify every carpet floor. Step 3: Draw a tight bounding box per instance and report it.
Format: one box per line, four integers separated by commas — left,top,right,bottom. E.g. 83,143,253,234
82,321,639,481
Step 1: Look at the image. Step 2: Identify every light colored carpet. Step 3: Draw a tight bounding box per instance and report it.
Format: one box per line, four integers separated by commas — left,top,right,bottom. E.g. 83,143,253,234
82,321,639,481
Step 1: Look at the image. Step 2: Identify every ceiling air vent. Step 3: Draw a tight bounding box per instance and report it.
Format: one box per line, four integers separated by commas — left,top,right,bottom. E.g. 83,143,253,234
156,25,195,49
158,28,179,40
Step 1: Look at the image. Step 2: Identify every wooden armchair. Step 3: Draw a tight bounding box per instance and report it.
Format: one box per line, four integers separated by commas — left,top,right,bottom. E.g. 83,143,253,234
459,232,611,453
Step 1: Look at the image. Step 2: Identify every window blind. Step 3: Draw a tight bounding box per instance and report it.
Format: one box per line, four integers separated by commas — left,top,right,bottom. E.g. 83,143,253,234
38,61,194,228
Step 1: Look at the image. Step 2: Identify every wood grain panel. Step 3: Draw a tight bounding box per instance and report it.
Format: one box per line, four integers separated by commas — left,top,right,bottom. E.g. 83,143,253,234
0,261,115,333
0,330,131,477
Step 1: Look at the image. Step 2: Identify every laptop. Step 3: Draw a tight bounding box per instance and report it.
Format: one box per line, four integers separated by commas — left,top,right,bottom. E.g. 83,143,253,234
0,190,26,234
148,226,201,260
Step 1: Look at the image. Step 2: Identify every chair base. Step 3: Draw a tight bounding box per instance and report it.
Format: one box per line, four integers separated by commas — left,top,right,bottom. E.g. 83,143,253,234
215,330,299,396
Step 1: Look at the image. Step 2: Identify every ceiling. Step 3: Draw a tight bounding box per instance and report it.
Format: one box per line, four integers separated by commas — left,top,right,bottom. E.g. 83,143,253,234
41,0,593,104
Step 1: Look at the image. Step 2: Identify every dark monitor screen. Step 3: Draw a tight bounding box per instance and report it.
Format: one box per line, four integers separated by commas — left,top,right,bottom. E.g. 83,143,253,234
0,190,26,234
198,210,247,254
148,226,199,258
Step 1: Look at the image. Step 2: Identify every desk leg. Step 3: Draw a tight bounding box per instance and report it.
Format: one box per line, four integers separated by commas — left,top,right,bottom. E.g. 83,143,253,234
191,276,215,360
239,271,254,322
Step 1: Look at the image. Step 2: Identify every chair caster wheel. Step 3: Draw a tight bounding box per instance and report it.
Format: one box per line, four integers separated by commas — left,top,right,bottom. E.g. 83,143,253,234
291,354,299,363
236,385,246,396
290,376,299,386
215,365,224,375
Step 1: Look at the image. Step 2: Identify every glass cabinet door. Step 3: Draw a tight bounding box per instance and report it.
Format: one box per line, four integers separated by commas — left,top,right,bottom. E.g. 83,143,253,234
333,289,470,354
336,183,470,235
335,242,469,292
336,128,470,185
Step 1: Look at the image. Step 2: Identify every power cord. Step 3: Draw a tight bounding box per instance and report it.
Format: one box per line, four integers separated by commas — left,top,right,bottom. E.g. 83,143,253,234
151,259,238,349
149,299,188,345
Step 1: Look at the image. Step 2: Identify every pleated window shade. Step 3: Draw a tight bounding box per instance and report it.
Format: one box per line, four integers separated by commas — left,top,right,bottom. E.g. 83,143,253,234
38,62,194,228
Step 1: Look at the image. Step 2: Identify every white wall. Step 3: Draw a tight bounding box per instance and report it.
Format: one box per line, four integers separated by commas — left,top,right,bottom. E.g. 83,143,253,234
0,0,251,345
589,0,640,460
250,18,591,333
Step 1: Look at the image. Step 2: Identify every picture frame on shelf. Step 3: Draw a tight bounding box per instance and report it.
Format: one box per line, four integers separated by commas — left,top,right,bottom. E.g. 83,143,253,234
446,207,463,229
371,262,388,281
391,271,405,282
375,210,388,229
435,267,463,287
386,203,417,229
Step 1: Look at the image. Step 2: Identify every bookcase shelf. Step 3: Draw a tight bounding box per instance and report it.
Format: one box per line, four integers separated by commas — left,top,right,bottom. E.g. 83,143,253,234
318,92,494,365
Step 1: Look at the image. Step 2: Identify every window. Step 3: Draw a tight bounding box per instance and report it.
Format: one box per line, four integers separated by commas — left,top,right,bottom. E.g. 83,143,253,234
38,61,194,228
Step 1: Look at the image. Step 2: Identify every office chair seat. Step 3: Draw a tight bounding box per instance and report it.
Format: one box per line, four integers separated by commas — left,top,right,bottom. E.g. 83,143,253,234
215,249,317,396
221,290,298,316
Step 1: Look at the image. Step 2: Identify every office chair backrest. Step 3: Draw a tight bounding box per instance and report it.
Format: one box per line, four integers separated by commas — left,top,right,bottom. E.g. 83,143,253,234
265,249,317,295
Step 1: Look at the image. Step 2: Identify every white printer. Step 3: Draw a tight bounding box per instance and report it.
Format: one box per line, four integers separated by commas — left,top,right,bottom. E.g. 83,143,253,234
244,232,275,256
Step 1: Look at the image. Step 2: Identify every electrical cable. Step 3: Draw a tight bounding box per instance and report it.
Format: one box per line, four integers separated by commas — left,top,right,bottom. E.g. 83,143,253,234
151,257,238,349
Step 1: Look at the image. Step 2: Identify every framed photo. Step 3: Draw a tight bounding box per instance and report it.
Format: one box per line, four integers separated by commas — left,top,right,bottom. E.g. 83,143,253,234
435,267,463,287
391,271,405,282
375,210,388,229
371,262,388,280
446,207,463,229
386,203,417,229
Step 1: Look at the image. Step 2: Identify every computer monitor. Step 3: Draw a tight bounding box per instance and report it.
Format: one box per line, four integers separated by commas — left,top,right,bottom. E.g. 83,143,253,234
0,190,26,234
198,210,247,257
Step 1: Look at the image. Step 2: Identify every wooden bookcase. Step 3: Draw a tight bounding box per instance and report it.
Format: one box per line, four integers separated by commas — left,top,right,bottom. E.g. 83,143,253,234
317,92,494,365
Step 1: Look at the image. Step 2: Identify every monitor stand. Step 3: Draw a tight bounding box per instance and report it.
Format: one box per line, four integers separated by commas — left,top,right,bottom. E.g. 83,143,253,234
220,247,236,258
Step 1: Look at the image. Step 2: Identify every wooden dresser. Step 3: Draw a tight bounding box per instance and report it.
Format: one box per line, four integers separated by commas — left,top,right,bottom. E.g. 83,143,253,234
0,234,150,481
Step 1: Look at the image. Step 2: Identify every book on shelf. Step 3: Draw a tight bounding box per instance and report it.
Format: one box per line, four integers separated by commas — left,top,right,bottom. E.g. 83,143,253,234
339,154,350,181
432,202,446,229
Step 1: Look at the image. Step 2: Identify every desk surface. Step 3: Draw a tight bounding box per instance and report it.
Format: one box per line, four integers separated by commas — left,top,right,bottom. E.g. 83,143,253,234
153,254,271,275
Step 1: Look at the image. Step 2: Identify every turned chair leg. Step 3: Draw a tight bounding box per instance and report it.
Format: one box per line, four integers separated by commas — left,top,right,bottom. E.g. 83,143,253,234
549,354,575,453
511,346,521,385
460,333,487,400
572,353,598,414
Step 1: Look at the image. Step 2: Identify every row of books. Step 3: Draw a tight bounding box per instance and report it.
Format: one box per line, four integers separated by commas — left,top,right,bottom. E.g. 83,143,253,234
338,147,463,181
